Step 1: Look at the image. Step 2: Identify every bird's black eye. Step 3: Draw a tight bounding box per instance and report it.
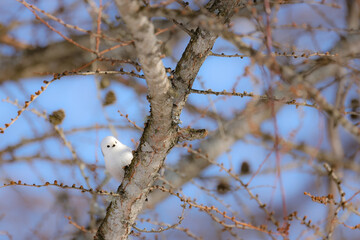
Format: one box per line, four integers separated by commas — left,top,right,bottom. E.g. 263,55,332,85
107,145,110,148
112,144,115,147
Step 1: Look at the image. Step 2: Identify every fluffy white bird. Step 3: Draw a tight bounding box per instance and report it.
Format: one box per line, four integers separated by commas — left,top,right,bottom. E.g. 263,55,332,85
100,136,133,182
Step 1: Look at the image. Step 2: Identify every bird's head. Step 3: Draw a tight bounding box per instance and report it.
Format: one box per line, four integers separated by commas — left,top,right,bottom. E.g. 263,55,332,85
100,136,119,156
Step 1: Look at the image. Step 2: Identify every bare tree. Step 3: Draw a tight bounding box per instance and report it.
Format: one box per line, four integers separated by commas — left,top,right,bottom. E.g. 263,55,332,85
0,0,360,239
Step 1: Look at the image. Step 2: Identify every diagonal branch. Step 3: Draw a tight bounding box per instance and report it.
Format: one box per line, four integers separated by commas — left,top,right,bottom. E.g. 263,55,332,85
95,0,239,239
148,100,280,207
149,19,360,207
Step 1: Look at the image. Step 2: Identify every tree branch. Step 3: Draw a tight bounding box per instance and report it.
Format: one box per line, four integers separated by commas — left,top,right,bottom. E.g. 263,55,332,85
95,0,239,239
148,21,360,207
114,0,170,101
148,99,280,207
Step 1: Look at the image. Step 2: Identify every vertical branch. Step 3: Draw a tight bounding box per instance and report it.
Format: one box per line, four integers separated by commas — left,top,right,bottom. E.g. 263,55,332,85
114,0,171,104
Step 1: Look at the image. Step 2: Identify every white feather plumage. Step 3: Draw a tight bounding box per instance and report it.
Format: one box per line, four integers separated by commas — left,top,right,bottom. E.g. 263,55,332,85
100,136,133,182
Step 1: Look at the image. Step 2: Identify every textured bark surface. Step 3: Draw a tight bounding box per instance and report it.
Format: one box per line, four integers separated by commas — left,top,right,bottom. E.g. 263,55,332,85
95,0,239,239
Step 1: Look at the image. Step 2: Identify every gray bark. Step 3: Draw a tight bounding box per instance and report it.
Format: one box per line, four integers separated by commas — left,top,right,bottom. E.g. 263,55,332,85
95,0,239,239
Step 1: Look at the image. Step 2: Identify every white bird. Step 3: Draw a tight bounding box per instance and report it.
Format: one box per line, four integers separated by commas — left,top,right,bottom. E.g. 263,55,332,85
100,136,133,182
